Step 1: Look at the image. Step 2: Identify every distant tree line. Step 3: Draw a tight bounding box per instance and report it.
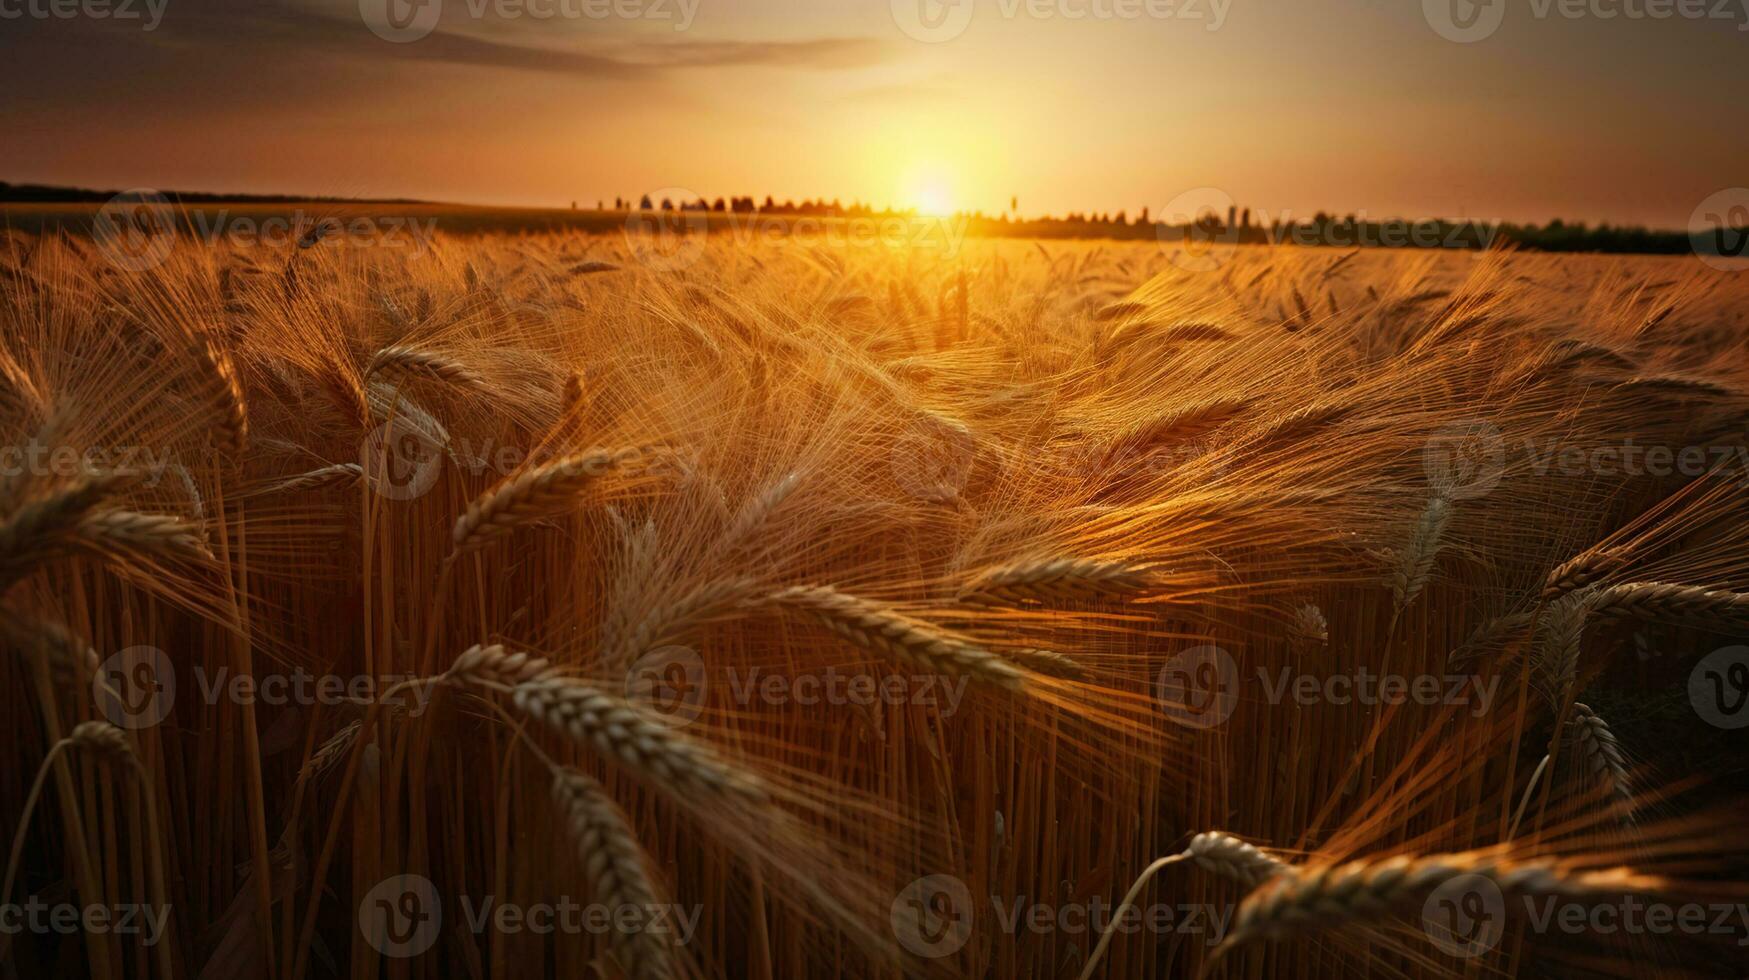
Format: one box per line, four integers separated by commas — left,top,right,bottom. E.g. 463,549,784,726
5,181,1738,256
614,195,914,218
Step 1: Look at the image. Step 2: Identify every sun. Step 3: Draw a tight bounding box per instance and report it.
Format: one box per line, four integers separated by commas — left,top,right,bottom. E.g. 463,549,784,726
913,182,953,216
899,164,957,216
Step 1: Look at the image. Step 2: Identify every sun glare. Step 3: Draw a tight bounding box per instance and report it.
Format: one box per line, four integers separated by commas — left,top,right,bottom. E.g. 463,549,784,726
913,183,953,216
899,163,957,216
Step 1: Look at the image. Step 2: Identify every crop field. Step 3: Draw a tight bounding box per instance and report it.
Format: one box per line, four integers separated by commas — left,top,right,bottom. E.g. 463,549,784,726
2,225,1748,979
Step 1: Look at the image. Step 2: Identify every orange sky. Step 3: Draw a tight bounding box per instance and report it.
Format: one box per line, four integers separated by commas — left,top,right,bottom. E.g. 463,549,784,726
1,0,1744,226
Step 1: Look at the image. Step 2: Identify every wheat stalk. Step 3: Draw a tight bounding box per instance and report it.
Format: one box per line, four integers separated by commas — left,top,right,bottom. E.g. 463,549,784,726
452,449,643,556
1080,832,1288,980
765,585,1026,690
552,769,678,980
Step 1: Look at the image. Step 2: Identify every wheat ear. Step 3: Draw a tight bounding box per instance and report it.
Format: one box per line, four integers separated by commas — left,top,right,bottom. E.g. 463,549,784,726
1079,832,1287,980
1453,611,1534,661
367,345,487,390
452,450,643,556
446,644,558,687
60,722,173,977
76,509,212,564
1221,851,1667,950
718,472,801,551
1384,493,1452,613
1567,703,1633,813
1535,593,1590,707
0,471,133,586
1615,374,1733,399
999,647,1088,680
614,577,760,664
552,769,678,980
245,463,364,497
189,330,249,456
765,585,1026,690
365,380,450,447
300,721,363,780
67,720,134,759
1543,548,1625,599
511,679,770,807
1587,581,1749,628
960,557,1155,605
0,614,100,687
1292,604,1329,645
1188,831,1291,887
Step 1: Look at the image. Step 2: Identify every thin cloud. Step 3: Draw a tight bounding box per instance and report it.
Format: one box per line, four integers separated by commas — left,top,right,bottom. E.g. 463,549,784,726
138,2,895,78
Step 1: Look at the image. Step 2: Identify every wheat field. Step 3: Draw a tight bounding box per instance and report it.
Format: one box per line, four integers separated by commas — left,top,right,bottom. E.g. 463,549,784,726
3,225,1748,979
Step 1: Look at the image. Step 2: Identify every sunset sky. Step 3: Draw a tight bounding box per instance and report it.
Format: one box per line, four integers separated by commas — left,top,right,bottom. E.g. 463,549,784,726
1,0,1743,226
